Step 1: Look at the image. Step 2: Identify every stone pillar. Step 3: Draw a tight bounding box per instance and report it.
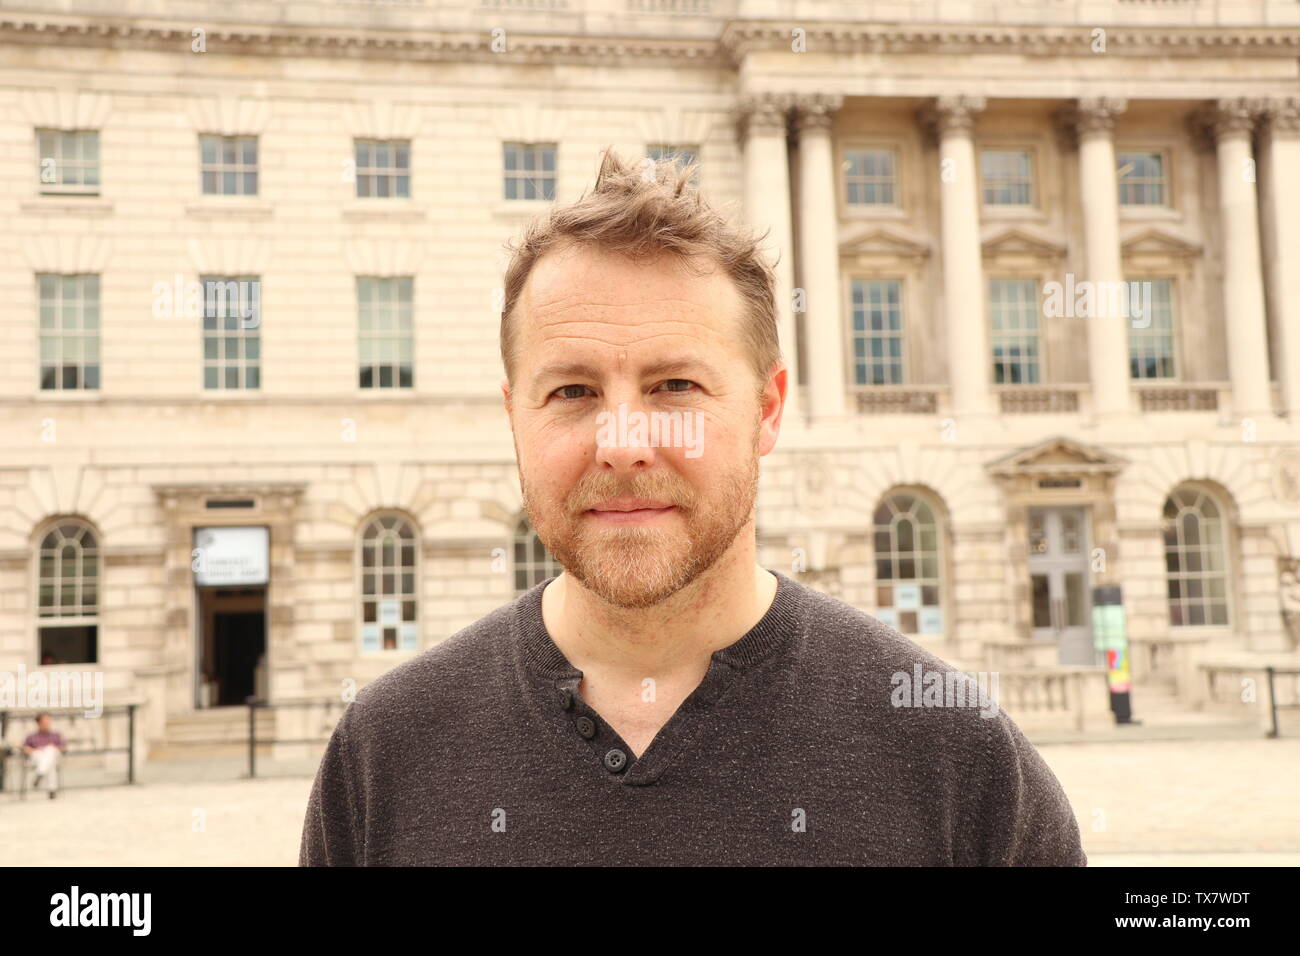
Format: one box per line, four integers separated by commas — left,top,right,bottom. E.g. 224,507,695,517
922,96,994,418
739,92,800,417
1069,97,1132,419
1200,98,1273,419
793,93,848,420
1257,97,1300,420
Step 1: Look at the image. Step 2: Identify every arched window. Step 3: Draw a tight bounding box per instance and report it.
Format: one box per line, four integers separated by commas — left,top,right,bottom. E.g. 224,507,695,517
514,517,562,595
1163,486,1229,626
873,492,943,635
359,513,418,651
37,520,99,664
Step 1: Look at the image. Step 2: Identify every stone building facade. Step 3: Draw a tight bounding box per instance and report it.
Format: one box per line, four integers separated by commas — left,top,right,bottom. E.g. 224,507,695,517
2,0,1299,745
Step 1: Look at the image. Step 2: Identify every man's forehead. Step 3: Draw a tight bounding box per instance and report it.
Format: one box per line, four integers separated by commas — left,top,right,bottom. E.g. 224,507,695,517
518,244,743,340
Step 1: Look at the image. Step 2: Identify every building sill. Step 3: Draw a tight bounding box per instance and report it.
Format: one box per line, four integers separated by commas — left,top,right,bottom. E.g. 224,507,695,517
185,199,274,220
341,200,427,222
21,197,114,216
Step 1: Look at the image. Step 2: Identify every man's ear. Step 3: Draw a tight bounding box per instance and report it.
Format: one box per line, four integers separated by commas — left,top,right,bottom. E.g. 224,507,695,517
501,377,513,419
757,362,787,457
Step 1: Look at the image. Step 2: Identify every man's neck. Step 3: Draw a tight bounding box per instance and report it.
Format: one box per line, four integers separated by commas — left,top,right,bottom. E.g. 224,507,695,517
540,537,778,686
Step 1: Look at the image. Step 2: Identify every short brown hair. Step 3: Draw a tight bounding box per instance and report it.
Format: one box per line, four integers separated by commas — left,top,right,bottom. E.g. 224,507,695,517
499,147,780,389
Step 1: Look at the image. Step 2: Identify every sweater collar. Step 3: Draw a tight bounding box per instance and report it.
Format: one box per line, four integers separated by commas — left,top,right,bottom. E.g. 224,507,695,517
513,568,806,679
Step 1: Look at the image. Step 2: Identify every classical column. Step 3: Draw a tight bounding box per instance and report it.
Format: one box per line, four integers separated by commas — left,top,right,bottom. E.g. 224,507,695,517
1200,98,1273,419
1257,97,1300,420
793,93,848,420
922,96,993,418
739,92,800,417
1071,97,1132,419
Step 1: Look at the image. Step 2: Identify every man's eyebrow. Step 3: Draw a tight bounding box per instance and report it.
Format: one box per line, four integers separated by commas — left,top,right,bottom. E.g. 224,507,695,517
531,357,714,381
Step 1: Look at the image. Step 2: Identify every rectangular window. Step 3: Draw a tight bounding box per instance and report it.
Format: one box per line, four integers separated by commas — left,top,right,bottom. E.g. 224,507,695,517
1128,277,1176,379
844,148,897,206
200,135,258,196
358,277,413,389
981,149,1034,206
851,279,904,385
37,129,100,193
990,278,1040,384
1117,151,1167,207
201,275,262,390
504,142,556,200
647,144,699,185
354,139,411,198
38,274,100,391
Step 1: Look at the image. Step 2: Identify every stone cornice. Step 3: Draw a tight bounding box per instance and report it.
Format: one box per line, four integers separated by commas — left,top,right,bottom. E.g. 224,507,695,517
720,22,1300,63
3,13,1299,64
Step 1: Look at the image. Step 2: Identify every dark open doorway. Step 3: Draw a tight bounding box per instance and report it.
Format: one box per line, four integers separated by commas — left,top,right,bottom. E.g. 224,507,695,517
196,586,267,708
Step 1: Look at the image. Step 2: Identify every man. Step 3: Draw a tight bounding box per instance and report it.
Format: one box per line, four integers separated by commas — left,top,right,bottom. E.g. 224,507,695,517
300,149,1087,866
23,712,65,799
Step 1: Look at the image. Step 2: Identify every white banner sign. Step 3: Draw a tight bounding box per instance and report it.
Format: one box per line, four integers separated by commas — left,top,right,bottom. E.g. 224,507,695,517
193,526,269,586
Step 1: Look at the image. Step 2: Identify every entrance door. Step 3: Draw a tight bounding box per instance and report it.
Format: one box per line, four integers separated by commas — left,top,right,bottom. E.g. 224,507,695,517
196,586,267,707
1028,507,1096,665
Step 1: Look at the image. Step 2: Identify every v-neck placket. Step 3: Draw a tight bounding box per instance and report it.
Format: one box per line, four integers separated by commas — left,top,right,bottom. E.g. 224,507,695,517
512,570,806,786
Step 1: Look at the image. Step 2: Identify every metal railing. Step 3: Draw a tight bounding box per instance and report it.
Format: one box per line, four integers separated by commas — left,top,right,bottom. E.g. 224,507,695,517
1265,666,1300,738
0,704,138,795
246,697,349,778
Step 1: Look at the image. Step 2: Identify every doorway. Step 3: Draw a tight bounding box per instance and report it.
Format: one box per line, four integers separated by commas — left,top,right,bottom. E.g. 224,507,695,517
196,586,267,708
1028,507,1097,665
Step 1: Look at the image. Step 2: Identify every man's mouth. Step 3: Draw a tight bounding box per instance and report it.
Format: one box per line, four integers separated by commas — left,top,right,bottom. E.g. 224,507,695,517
584,498,678,524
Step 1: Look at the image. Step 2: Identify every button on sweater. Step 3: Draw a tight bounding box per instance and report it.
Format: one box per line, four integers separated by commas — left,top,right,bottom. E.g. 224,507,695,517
300,570,1087,866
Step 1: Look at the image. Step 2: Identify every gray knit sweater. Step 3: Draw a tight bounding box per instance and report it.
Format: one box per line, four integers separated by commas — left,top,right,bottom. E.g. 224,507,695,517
300,570,1087,866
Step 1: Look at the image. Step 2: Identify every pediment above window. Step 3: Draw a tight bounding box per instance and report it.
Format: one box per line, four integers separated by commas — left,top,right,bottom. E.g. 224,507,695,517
1121,227,1202,265
985,435,1128,479
839,226,930,266
980,226,1067,264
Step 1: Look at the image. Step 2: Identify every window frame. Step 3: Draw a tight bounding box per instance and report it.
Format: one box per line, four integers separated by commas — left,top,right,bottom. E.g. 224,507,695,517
353,138,411,199
357,512,421,654
988,275,1045,385
33,519,101,666
871,490,947,638
37,273,101,392
513,517,562,596
36,128,100,195
199,134,259,197
979,145,1038,210
503,142,557,202
646,144,700,186
356,276,415,391
1125,274,1179,381
200,275,262,391
1116,148,1171,209
849,277,907,386
1162,485,1233,630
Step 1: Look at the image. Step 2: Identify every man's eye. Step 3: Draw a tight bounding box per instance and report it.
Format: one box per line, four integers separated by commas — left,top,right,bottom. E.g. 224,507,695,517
553,385,593,400
657,379,698,393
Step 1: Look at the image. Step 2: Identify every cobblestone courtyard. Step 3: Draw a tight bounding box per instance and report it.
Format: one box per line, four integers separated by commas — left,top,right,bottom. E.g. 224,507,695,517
2,737,1297,865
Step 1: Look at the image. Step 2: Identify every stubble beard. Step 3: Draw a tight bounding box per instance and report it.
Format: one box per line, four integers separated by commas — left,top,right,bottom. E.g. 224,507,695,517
520,428,760,609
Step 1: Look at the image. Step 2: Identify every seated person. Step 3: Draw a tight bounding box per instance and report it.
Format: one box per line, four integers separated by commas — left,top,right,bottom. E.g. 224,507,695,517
22,712,66,799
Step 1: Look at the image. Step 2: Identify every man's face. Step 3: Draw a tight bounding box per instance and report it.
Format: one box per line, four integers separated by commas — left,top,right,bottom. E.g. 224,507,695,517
504,243,784,609
37,715,50,732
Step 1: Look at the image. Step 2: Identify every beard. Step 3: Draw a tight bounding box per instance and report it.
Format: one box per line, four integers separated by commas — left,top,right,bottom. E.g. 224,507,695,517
519,423,760,609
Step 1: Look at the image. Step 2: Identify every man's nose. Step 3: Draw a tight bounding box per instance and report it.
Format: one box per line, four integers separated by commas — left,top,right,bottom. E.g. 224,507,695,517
594,394,657,472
